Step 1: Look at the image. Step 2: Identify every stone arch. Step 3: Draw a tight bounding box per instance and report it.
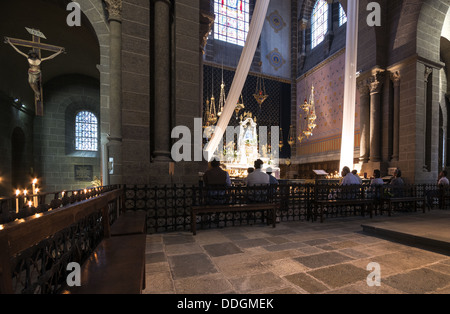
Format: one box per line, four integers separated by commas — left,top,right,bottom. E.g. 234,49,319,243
74,0,111,143
416,0,450,62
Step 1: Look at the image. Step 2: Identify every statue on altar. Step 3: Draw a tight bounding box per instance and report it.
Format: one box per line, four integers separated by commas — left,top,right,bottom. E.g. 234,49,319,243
237,112,258,166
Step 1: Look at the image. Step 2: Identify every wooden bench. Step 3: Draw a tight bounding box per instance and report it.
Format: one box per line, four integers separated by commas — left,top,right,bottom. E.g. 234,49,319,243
110,210,147,237
62,234,146,294
0,188,147,294
312,185,374,223
313,199,374,223
191,203,278,235
380,185,427,216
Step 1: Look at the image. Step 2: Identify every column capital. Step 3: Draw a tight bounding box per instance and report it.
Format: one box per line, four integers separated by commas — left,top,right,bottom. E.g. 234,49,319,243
368,71,385,94
390,70,401,87
357,79,370,94
299,18,308,31
424,66,433,82
104,0,122,22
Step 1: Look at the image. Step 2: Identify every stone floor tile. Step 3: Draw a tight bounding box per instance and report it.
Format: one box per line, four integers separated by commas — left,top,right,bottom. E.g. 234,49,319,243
294,251,354,269
307,263,368,289
203,242,243,257
169,253,218,279
229,272,287,293
283,273,329,294
383,268,450,294
174,273,234,294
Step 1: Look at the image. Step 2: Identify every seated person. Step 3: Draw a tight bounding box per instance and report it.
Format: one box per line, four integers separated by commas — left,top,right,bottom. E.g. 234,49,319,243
203,159,231,186
203,159,231,204
370,169,384,186
246,159,270,186
369,169,384,200
352,170,363,184
390,168,404,186
246,159,270,202
266,167,279,185
341,167,361,186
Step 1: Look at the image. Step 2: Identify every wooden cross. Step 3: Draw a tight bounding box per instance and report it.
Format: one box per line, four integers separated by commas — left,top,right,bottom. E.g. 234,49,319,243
4,28,65,116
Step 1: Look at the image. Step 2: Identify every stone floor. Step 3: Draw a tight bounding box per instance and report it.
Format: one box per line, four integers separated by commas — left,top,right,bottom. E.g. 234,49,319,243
143,210,450,294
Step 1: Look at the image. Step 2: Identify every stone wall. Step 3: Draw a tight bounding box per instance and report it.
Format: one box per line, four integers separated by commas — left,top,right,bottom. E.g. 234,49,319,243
34,75,101,192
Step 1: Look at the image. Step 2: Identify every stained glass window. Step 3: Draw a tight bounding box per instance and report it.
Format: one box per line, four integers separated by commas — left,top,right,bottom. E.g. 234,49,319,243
214,0,250,47
75,111,98,152
311,0,328,49
339,3,347,27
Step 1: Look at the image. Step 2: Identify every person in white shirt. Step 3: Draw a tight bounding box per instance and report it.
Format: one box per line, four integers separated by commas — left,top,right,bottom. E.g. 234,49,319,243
246,159,270,186
341,166,361,185
370,169,385,186
427,170,450,208
438,170,449,186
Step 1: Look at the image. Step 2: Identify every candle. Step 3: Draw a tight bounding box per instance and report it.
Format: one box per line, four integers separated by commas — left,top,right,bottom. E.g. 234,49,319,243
23,189,27,203
34,188,39,207
62,191,65,198
28,201,33,208
15,190,20,213
32,179,37,208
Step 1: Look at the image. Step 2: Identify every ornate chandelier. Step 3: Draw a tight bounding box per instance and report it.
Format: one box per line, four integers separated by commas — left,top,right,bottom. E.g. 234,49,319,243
254,62,268,108
298,85,317,143
203,74,217,129
235,94,245,120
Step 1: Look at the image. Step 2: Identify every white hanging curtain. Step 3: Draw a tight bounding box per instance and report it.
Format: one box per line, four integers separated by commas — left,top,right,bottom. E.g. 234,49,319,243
339,0,359,171
204,0,271,161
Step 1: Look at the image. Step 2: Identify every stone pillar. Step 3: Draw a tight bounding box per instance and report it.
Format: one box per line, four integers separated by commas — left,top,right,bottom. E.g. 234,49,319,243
391,71,401,162
153,0,173,162
423,66,433,171
358,80,370,163
105,0,123,184
369,72,384,163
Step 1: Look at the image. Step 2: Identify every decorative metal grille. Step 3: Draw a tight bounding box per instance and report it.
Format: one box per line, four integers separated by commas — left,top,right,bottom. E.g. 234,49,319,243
123,183,433,234
10,211,104,294
75,111,98,152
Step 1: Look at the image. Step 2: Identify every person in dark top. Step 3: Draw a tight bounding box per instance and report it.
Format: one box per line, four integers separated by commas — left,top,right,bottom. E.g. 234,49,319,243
203,159,231,186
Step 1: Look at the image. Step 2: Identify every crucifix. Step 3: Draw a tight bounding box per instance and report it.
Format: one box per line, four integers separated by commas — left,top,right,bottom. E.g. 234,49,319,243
4,28,65,116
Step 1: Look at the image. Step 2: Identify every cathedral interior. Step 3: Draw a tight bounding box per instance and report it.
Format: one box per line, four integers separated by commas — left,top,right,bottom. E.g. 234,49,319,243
0,0,449,196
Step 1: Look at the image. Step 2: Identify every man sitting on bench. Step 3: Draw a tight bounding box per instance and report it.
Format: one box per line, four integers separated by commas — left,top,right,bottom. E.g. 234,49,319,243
203,159,231,205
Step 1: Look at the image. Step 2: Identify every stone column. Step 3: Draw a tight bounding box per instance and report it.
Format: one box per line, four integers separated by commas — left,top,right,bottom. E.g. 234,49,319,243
153,0,173,162
105,0,123,184
358,79,370,163
391,71,401,162
423,66,433,171
369,72,384,163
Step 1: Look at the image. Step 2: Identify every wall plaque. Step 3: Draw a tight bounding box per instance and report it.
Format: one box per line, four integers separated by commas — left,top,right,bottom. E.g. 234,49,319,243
74,165,93,181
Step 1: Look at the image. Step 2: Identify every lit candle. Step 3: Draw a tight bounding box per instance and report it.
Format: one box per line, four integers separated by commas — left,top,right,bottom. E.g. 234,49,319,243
23,189,28,203
15,190,20,213
32,179,37,208
34,188,39,207
62,191,65,198
28,201,33,208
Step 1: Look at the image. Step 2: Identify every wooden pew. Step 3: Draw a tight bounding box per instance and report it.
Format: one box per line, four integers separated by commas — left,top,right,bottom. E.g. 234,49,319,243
0,188,147,294
191,202,278,235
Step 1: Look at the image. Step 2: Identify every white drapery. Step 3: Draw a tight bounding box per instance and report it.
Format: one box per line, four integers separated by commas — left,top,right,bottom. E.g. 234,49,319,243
204,0,271,161
339,0,359,172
